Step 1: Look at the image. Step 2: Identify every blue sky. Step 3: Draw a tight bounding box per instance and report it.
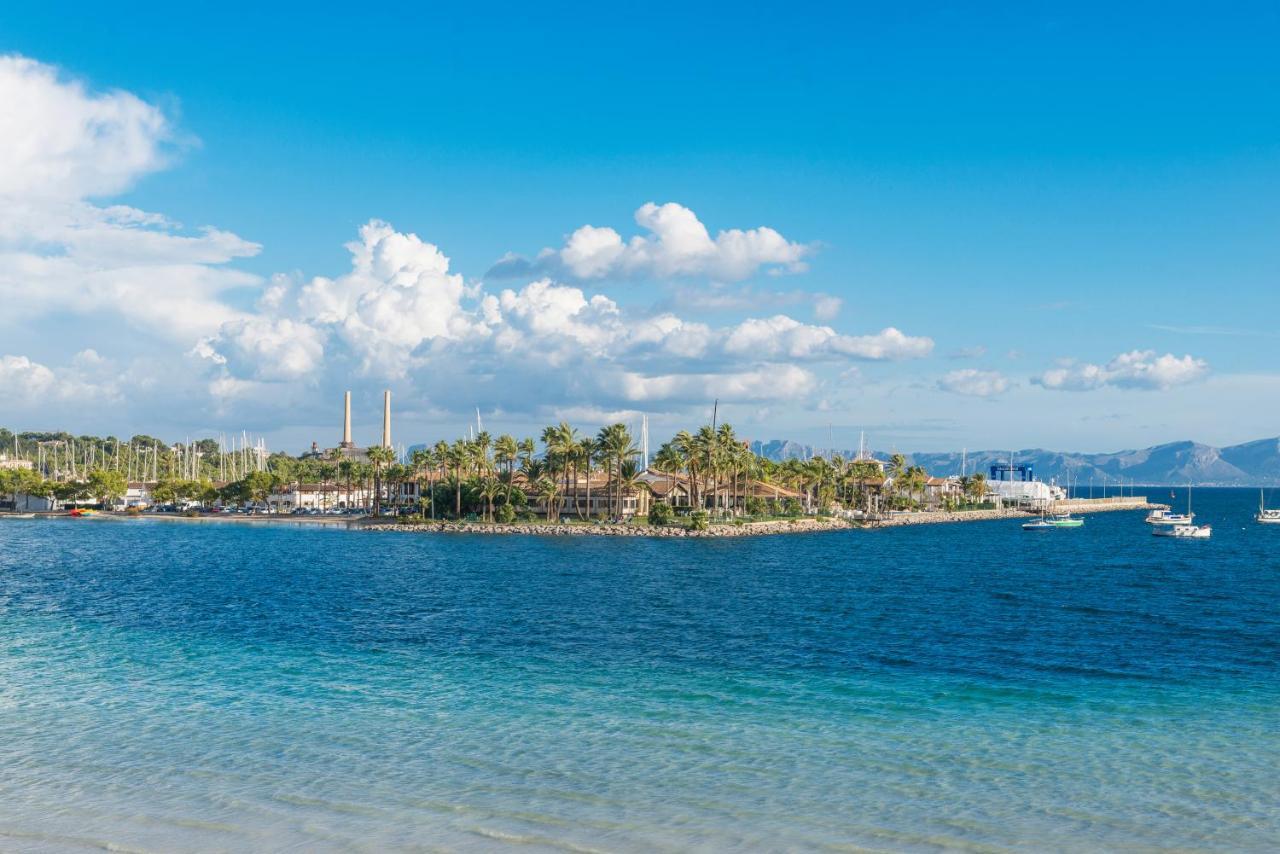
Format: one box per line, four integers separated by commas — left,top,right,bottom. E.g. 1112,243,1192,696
1,3,1278,453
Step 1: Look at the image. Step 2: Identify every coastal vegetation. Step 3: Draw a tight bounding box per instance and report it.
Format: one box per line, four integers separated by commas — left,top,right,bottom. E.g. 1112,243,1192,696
1,421,992,522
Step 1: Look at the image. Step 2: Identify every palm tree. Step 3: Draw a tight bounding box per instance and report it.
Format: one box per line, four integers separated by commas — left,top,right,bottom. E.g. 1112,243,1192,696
597,423,639,521
495,434,518,507
366,446,395,515
478,476,502,522
577,437,599,519
536,475,560,523
447,440,469,518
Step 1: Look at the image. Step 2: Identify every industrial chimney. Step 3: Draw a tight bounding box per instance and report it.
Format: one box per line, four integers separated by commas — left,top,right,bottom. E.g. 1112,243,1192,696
382,390,392,448
341,391,354,449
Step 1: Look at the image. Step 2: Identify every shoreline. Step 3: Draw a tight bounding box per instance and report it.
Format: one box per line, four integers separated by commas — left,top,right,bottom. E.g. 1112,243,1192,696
6,498,1158,537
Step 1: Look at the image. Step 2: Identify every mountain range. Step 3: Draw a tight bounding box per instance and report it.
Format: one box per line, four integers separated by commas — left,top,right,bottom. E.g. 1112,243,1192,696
751,437,1280,487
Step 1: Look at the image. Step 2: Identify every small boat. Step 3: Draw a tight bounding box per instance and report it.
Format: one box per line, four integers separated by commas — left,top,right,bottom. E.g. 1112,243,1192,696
1146,508,1193,525
1022,512,1084,531
69,508,98,517
1256,490,1280,524
1153,523,1211,539
1,513,36,520
1153,485,1208,538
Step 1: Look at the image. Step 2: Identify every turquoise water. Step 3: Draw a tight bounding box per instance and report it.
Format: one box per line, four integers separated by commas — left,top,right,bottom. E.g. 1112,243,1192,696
1,489,1278,851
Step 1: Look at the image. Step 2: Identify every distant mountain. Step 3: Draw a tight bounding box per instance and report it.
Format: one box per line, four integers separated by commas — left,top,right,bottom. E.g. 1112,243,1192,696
751,437,1280,486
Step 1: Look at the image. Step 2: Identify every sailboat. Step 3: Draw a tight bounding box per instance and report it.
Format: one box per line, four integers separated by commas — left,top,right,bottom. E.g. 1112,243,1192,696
1257,489,1280,524
1022,510,1084,531
1153,485,1210,539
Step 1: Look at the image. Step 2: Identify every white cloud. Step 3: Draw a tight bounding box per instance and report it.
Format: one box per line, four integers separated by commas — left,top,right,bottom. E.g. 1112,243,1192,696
0,351,120,405
937,368,1011,397
195,220,932,416
0,56,937,432
1034,350,1209,391
488,202,814,282
723,316,933,362
0,55,261,346
0,55,171,200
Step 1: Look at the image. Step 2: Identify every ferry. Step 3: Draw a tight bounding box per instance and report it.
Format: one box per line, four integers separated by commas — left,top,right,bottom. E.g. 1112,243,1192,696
1257,490,1280,525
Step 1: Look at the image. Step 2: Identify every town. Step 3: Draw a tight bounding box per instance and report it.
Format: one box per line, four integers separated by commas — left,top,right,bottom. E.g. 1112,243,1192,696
0,391,1149,530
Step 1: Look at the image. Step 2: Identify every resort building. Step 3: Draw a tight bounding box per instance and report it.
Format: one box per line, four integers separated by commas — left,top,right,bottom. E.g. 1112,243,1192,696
267,481,375,512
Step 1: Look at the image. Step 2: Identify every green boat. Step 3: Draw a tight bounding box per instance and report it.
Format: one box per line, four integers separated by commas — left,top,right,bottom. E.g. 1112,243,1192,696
1022,512,1084,531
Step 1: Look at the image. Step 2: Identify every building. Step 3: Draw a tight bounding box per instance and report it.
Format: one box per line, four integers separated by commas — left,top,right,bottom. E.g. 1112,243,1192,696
986,463,1066,509
924,476,964,506
267,482,375,512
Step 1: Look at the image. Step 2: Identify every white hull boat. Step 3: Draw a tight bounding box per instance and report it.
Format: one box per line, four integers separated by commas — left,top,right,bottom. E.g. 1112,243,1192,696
1146,508,1193,525
1256,491,1280,524
1153,524,1211,539
1153,485,1208,538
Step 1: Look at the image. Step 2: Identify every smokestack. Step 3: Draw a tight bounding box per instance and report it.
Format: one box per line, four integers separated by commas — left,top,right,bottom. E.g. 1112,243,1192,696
382,390,392,448
342,391,353,448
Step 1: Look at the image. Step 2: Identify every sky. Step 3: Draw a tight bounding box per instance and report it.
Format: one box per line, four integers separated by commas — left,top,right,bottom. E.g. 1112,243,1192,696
1,2,1278,454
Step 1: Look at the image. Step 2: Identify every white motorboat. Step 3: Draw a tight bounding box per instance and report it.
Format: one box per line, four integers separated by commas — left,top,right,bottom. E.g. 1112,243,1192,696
0,513,36,520
1153,486,1208,538
1256,490,1280,524
1145,507,1193,525
1153,523,1211,539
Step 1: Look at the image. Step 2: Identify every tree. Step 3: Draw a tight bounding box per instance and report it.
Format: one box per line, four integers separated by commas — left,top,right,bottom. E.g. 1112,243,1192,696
366,445,396,515
478,476,502,523
597,423,639,521
964,472,988,504
242,470,277,511
87,468,127,508
536,475,560,522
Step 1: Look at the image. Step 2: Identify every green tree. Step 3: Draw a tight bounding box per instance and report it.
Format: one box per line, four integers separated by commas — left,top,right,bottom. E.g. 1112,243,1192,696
366,445,396,515
87,468,127,508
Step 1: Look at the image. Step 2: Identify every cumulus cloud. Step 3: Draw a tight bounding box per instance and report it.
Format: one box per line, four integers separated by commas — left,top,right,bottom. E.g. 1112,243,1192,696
196,219,932,415
1033,350,1209,391
0,55,261,345
0,351,120,405
487,202,814,282
723,316,933,361
1,55,935,430
937,368,1011,397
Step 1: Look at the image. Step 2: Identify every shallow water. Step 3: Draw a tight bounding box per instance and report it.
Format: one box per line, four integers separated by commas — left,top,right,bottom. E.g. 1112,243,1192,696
1,489,1278,851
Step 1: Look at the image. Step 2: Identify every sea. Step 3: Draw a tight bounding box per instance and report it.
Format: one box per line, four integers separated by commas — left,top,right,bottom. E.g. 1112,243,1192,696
1,487,1277,852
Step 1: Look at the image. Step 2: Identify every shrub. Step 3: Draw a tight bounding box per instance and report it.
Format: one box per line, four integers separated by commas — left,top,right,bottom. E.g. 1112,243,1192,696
744,496,766,516
496,503,516,524
688,510,709,531
648,502,674,526
782,498,803,517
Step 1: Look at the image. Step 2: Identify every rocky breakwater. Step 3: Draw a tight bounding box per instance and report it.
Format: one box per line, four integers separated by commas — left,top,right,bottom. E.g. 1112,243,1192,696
360,517,850,537
868,508,1027,527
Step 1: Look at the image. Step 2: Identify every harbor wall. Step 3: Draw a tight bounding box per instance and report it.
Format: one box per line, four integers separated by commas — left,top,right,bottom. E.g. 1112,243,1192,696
1051,496,1154,513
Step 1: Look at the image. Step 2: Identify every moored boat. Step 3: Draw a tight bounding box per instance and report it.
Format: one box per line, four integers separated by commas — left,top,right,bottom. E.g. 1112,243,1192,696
1256,490,1280,524
1153,523,1211,539
1022,511,1084,531
1153,486,1208,538
1146,507,1193,525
